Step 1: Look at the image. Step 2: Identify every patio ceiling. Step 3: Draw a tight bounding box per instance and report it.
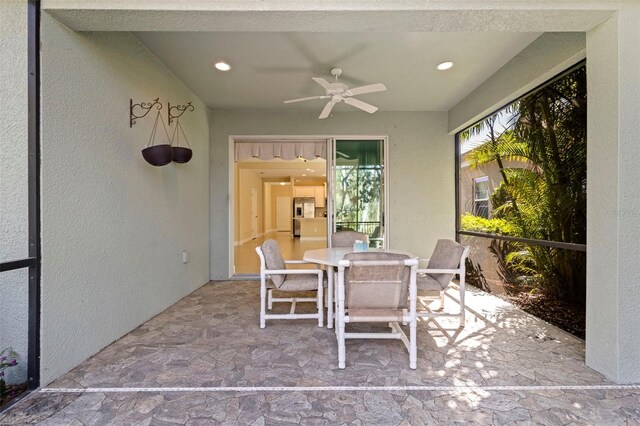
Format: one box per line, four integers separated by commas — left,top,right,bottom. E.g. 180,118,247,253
132,31,541,112
43,1,617,114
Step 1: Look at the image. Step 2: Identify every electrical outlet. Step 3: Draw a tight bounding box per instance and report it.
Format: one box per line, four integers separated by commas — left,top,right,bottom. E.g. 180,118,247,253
182,250,189,264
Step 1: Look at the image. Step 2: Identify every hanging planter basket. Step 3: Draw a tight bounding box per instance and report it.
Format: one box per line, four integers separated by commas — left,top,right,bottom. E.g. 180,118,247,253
142,111,173,166
170,118,193,164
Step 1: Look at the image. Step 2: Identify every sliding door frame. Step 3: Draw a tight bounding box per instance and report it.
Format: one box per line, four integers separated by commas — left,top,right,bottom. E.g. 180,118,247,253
228,135,389,278
328,136,390,249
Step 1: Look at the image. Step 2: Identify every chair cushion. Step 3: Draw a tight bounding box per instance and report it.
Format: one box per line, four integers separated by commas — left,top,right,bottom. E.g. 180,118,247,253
261,239,286,288
343,252,411,309
422,239,465,290
416,274,444,291
331,231,370,248
279,274,325,291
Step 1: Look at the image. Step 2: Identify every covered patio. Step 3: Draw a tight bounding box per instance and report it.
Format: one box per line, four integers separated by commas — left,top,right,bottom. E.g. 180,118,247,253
2,0,640,422
2,281,638,424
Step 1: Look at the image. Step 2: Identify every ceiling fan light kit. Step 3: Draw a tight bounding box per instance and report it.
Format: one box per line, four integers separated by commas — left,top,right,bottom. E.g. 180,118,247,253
284,67,387,119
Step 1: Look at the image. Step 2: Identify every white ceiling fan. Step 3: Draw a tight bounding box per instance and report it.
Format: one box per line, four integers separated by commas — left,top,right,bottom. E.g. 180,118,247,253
284,67,387,119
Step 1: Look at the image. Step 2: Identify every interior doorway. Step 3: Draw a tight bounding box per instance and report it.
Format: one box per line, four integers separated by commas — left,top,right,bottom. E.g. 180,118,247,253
232,138,329,275
250,188,258,239
276,196,292,231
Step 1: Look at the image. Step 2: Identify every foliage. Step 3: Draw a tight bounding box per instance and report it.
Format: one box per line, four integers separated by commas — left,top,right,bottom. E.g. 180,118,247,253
334,165,382,224
465,258,490,293
460,213,515,235
461,65,587,304
0,348,19,399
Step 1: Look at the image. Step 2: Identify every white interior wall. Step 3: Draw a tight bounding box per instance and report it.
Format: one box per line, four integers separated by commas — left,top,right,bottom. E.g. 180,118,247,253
0,0,29,384
39,14,210,385
210,110,452,279
236,168,264,243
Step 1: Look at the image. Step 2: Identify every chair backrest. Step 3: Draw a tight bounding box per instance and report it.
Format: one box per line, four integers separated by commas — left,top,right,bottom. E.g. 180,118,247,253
331,231,370,248
341,252,415,309
257,239,286,287
426,239,467,288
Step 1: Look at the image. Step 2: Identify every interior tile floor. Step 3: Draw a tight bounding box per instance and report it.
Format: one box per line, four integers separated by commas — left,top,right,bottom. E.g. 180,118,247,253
234,231,327,275
2,282,639,425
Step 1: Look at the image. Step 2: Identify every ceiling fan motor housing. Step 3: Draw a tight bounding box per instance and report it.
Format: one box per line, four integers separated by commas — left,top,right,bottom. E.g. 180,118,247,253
327,83,348,96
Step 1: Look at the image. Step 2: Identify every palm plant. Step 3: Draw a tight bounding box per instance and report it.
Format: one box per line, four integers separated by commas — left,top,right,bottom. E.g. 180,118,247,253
462,66,587,304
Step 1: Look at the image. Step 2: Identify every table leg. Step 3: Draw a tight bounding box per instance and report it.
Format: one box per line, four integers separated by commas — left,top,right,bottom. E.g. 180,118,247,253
327,265,334,329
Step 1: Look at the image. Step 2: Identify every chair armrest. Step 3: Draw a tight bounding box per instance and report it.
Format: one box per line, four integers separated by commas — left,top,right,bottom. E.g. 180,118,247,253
284,260,316,265
265,268,323,275
416,268,461,275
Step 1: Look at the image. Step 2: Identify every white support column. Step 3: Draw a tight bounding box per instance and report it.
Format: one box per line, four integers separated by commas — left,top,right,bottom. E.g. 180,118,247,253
586,8,640,384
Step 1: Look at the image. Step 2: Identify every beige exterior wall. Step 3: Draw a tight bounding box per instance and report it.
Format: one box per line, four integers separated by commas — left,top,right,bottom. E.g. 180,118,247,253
459,159,527,217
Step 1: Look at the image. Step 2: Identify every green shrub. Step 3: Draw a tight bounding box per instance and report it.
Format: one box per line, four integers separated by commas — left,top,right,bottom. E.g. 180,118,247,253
460,213,516,235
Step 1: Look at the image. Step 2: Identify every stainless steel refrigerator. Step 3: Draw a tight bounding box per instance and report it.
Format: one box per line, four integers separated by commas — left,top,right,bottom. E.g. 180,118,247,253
293,197,315,237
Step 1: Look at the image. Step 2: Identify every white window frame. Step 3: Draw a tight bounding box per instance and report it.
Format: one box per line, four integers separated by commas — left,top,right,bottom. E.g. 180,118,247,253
473,176,490,218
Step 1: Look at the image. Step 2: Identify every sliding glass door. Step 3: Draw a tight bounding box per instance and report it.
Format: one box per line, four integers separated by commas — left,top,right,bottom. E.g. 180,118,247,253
329,139,387,248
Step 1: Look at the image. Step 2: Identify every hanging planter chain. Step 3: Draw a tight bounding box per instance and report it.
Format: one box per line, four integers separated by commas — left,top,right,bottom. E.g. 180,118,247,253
147,110,172,148
171,118,193,164
142,111,174,166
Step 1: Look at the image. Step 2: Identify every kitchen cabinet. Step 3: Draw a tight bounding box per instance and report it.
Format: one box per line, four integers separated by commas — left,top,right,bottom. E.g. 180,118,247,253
294,186,315,197
295,185,326,207
314,185,326,207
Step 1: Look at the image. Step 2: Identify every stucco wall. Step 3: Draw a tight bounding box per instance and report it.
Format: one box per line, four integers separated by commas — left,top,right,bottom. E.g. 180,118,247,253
39,14,210,385
586,9,640,384
210,110,452,279
0,0,29,385
448,32,586,133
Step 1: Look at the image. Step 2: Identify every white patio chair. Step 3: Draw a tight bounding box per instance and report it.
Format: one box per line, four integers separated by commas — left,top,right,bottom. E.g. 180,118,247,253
330,231,369,247
255,239,324,328
416,239,470,325
336,252,419,369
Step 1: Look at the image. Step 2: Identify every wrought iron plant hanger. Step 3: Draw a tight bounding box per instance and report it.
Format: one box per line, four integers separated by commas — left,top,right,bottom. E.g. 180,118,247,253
168,101,194,126
130,98,195,166
129,97,162,128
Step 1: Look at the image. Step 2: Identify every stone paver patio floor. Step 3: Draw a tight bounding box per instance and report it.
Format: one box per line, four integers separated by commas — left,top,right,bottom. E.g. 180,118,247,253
2,281,639,425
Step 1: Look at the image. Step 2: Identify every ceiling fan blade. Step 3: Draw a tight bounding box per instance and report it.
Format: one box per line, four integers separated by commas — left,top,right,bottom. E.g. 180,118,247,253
346,83,387,96
312,77,332,90
283,95,328,104
319,100,336,119
344,97,378,114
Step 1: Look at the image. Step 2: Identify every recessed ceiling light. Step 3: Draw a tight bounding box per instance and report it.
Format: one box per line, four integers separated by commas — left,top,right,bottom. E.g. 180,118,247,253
306,168,312,171
437,61,454,71
302,174,307,177
214,61,231,71
279,182,285,186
